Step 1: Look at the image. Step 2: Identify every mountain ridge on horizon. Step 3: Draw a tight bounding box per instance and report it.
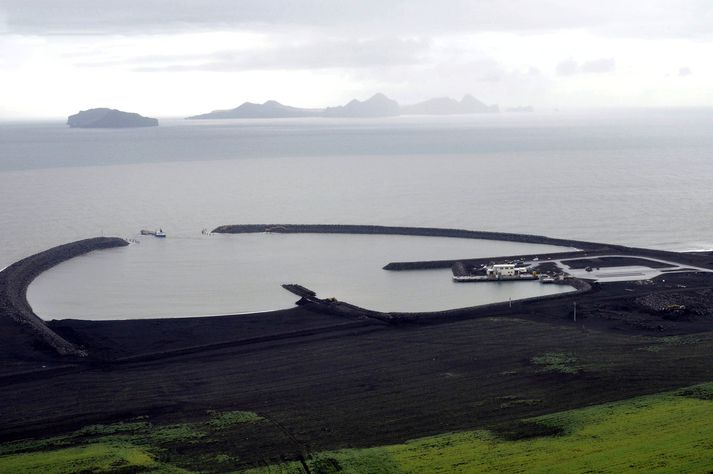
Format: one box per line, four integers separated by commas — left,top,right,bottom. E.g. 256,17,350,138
186,93,504,120
67,108,159,128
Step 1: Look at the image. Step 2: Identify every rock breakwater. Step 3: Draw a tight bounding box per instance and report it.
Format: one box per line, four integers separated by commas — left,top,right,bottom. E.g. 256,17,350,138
0,237,128,356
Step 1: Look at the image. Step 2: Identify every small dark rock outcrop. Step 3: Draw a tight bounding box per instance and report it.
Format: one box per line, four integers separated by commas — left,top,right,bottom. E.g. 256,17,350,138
67,108,159,128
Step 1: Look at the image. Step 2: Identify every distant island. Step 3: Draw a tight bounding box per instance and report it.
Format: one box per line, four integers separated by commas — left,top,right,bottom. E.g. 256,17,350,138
401,95,499,115
187,101,322,120
186,93,501,120
323,93,400,118
506,106,535,113
67,108,159,128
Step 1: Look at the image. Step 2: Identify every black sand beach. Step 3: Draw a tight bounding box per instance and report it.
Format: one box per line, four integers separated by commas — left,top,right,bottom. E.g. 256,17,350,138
4,225,713,468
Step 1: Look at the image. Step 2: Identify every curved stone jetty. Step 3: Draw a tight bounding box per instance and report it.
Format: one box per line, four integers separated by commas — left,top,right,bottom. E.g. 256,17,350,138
212,223,609,250
0,237,128,356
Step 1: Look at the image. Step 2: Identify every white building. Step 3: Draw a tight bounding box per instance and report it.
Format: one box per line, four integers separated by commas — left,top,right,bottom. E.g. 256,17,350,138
486,263,529,279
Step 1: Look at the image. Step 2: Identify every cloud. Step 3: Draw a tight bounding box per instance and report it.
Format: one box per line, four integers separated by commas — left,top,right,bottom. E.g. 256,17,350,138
1,0,712,39
2,0,713,116
581,57,615,73
477,72,503,83
678,66,692,76
527,66,541,76
557,57,615,76
99,37,431,72
392,58,552,107
556,58,579,76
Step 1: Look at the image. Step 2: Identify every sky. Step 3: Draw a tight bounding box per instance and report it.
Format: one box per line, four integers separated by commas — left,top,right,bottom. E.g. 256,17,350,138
0,0,712,118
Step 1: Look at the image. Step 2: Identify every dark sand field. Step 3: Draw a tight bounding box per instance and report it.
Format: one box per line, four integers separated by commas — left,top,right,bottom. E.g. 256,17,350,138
3,227,713,469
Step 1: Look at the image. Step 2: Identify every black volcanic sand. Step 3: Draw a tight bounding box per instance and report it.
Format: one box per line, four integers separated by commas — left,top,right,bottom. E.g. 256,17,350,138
5,292,713,468
4,226,713,468
0,237,128,372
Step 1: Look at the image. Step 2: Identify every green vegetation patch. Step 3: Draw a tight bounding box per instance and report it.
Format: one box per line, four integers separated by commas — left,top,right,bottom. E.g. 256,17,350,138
493,419,565,441
6,388,713,473
677,382,713,400
0,442,160,474
250,384,713,473
495,395,542,409
74,421,150,437
212,453,239,464
531,352,582,374
641,335,703,352
206,410,263,429
244,449,401,474
0,436,75,458
136,423,206,445
0,409,263,474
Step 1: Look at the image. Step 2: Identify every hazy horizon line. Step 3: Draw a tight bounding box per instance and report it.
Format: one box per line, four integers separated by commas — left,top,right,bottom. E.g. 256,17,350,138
4,105,713,123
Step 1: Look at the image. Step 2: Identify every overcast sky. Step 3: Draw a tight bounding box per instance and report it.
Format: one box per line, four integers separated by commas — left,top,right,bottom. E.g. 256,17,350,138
1,0,712,118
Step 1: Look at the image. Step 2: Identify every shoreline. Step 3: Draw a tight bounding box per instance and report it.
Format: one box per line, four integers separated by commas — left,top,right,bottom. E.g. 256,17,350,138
212,223,609,250
4,225,713,362
1,225,604,361
4,226,713,464
0,237,128,357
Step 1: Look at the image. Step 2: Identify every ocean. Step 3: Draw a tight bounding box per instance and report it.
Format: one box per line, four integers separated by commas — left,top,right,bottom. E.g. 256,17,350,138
2,109,712,318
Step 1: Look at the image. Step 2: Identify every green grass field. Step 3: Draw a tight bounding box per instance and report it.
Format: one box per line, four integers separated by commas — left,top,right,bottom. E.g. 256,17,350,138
2,386,713,473
249,383,713,473
0,411,261,473
0,443,162,474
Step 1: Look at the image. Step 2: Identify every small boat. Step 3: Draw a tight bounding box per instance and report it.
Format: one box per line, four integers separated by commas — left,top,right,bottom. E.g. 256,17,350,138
140,229,166,238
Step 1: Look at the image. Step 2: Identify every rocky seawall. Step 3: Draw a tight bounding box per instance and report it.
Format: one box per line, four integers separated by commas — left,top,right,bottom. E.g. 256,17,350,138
385,250,601,271
212,224,609,250
0,237,128,356
387,278,592,324
282,278,591,326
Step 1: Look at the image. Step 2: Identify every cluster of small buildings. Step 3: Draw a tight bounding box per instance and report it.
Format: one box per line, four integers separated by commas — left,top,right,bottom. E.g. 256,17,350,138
486,263,531,279
453,261,568,283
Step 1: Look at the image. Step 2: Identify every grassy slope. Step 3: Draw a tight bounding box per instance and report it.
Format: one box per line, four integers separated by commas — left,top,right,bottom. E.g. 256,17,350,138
0,443,161,474
249,383,713,473
0,411,260,473
3,386,713,473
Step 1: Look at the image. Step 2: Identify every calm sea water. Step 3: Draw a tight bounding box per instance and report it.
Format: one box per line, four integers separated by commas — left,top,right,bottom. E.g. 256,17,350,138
27,234,572,319
2,110,712,318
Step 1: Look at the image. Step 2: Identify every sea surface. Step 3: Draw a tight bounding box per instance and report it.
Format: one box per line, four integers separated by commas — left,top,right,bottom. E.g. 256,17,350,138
2,109,713,318
28,234,572,319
